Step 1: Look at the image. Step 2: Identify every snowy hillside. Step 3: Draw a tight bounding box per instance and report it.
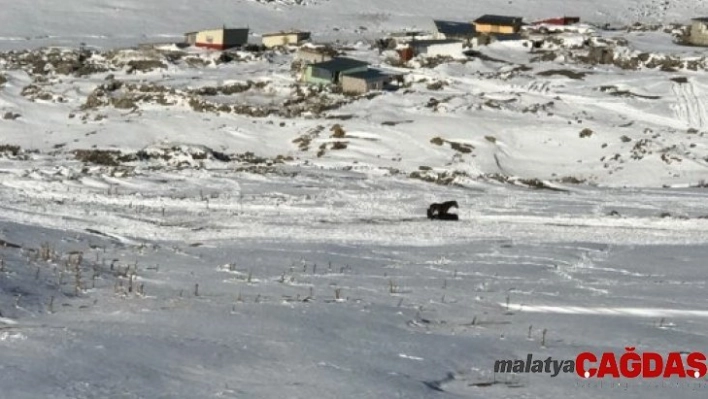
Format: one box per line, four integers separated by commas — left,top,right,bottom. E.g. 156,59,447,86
2,0,708,398
2,37,708,187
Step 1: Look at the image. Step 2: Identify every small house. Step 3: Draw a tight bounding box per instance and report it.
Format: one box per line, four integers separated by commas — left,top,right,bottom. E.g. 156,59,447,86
532,16,580,26
384,30,431,47
388,30,430,41
410,39,464,58
687,18,708,46
433,20,476,41
473,15,523,35
303,57,369,85
185,27,249,50
296,46,339,64
262,31,311,48
341,69,402,94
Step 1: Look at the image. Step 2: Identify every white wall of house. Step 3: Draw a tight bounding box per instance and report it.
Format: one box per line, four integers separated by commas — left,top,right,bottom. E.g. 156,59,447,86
296,48,334,64
689,22,708,46
263,33,301,48
195,29,225,46
341,77,368,94
342,75,390,94
188,29,248,49
415,42,463,57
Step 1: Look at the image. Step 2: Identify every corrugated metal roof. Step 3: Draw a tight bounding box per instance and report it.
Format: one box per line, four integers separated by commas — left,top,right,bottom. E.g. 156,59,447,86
474,15,522,26
433,20,476,36
310,57,369,71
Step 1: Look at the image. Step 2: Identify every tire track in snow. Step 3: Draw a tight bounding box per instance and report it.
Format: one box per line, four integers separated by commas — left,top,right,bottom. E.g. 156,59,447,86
671,83,688,126
682,81,702,128
671,80,706,128
687,81,708,128
505,304,708,318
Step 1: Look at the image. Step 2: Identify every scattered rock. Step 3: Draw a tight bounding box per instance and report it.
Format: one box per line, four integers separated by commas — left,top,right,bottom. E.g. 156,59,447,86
449,141,473,153
73,149,121,166
537,69,587,79
430,137,444,146
331,141,348,150
330,124,346,138
111,96,138,110
0,145,21,156
2,112,21,120
579,128,594,138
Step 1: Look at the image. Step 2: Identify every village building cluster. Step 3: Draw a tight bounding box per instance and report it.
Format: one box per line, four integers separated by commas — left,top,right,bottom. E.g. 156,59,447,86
179,14,707,95
180,25,410,95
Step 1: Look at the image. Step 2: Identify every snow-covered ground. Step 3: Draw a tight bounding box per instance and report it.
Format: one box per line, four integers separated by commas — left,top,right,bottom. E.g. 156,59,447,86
2,0,708,398
2,169,708,398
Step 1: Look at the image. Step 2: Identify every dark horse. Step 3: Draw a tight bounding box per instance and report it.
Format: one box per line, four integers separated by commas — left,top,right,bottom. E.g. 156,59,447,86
427,201,459,220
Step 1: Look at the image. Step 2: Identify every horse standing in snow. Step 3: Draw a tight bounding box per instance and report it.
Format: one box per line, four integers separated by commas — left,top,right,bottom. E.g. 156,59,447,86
427,201,459,220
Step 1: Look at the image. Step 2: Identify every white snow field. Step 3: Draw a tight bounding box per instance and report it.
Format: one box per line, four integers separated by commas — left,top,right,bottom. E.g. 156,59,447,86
2,0,708,398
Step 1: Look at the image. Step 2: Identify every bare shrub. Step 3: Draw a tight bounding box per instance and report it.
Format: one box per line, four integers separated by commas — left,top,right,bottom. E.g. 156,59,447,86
3,112,21,120
537,69,587,79
430,137,444,146
74,149,120,166
427,81,447,90
126,60,167,73
331,141,348,150
449,141,473,153
330,124,346,138
0,145,21,156
39,242,56,262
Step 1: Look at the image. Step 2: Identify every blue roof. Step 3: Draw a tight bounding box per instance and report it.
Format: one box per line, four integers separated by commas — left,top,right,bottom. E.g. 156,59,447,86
310,57,369,72
434,20,476,36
